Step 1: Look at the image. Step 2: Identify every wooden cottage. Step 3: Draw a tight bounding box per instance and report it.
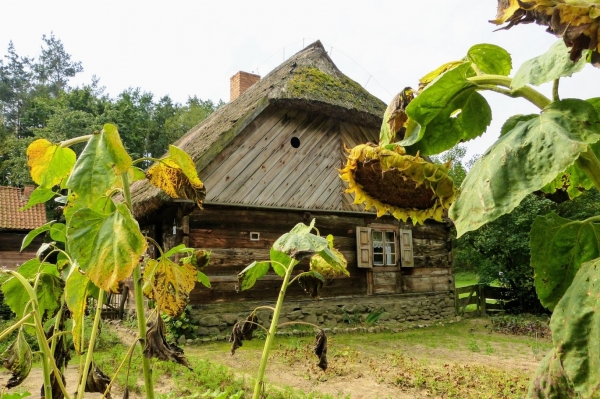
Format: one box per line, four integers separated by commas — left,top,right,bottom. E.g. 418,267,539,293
130,41,455,332
0,186,47,269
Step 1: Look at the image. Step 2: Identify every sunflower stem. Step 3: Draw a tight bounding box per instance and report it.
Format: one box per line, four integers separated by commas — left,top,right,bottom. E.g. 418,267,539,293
252,258,296,399
121,171,155,399
468,75,551,109
77,289,104,399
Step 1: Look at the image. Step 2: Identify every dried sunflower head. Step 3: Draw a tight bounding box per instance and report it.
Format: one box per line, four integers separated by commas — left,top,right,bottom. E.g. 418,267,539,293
339,144,457,224
491,0,600,66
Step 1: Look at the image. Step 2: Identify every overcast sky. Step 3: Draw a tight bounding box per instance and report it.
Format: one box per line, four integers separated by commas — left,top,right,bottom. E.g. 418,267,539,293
3,1,599,160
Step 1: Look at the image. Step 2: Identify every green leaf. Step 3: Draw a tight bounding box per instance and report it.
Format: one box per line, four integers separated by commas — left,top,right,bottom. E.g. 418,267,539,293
19,187,55,211
2,261,63,320
0,331,32,389
68,203,146,292
65,271,98,354
237,261,270,291
588,97,600,114
530,213,600,311
66,124,132,205
1,392,32,399
548,258,600,397
512,40,588,90
129,166,146,182
26,139,76,188
299,270,326,282
467,43,512,76
49,223,66,243
163,244,193,259
500,114,537,137
273,220,329,259
197,271,211,288
541,161,595,200
527,350,574,398
451,99,600,237
270,249,293,277
401,64,491,155
20,221,54,251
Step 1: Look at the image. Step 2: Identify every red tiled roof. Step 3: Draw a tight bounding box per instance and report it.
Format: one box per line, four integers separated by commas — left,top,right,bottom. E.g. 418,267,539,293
0,186,47,230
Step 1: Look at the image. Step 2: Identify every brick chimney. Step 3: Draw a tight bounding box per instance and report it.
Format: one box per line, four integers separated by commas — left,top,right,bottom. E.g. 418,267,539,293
230,71,260,102
22,185,35,201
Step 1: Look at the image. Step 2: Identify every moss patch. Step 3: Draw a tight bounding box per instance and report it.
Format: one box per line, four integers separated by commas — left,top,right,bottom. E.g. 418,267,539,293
286,66,384,115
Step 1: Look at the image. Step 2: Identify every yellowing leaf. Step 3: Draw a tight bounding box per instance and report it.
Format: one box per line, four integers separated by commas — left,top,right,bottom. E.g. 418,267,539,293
143,257,196,317
67,124,132,206
65,271,98,354
418,61,464,92
380,88,415,145
146,145,206,208
26,139,76,188
68,203,146,292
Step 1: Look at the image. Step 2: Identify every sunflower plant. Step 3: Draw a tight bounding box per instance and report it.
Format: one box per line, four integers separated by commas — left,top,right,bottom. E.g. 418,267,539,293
0,124,210,399
341,2,600,397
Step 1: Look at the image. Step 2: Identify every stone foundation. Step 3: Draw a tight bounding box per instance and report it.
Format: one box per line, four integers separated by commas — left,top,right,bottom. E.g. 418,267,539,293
189,291,455,337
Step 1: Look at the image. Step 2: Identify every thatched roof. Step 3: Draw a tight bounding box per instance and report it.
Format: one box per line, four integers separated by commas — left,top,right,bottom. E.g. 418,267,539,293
130,40,386,219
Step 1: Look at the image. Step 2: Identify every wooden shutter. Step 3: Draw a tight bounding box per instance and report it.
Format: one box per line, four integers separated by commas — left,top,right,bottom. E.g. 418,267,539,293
356,226,372,268
399,229,414,267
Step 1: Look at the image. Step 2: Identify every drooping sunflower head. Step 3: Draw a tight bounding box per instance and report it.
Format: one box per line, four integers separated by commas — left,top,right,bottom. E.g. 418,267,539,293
491,0,600,66
339,144,458,224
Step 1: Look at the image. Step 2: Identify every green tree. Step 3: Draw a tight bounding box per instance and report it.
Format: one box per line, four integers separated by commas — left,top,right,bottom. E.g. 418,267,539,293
455,194,554,313
33,33,83,97
0,41,34,137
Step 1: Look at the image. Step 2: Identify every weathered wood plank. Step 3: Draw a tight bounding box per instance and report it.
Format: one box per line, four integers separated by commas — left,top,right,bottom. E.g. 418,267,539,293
244,116,333,206
236,114,332,205
201,106,285,184
263,119,339,207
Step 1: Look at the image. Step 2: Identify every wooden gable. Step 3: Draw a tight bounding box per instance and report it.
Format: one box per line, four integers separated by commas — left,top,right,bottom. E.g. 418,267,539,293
200,104,378,211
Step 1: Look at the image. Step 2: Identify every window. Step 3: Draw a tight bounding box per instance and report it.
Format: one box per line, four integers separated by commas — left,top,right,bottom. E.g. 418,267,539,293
372,230,396,266
356,226,413,268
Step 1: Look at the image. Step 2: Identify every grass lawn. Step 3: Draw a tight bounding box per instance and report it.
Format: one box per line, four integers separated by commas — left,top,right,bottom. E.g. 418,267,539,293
454,272,478,288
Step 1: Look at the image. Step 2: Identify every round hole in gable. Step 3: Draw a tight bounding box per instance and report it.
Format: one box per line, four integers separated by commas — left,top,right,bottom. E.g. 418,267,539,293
290,137,300,148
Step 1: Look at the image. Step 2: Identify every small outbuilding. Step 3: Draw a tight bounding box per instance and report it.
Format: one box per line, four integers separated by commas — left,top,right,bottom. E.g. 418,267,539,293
0,186,47,268
129,41,455,333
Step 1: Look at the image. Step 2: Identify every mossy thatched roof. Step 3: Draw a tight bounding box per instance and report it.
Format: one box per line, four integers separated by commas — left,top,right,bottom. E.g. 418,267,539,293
130,40,386,219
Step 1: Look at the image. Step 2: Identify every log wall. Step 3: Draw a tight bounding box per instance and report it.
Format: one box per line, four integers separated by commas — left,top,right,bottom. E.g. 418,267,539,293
171,205,453,305
0,232,44,269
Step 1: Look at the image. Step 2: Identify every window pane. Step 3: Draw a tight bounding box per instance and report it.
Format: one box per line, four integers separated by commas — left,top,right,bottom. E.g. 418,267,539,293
384,231,395,242
372,231,383,242
373,253,384,265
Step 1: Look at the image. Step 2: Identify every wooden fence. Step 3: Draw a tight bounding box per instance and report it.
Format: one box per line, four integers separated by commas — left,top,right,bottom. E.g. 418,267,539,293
455,284,511,316
100,286,130,320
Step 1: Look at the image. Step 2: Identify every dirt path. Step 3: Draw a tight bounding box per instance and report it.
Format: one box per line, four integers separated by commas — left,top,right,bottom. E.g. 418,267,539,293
0,319,547,398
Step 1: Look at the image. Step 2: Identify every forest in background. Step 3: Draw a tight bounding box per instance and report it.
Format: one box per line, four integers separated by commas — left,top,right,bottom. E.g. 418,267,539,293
0,33,222,187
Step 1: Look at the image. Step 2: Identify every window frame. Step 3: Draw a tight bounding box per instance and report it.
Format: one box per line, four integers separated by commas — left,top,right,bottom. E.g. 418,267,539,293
356,224,413,269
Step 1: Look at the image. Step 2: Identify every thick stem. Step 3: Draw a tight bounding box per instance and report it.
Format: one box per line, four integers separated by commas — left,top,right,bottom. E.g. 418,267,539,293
40,345,54,399
7,271,71,399
77,290,104,399
553,79,560,102
60,135,93,148
0,311,34,341
122,171,155,399
468,75,551,110
252,259,295,399
101,337,139,399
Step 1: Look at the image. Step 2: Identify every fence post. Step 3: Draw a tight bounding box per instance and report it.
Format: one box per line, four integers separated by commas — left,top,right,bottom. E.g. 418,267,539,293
455,288,459,316
479,285,485,316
